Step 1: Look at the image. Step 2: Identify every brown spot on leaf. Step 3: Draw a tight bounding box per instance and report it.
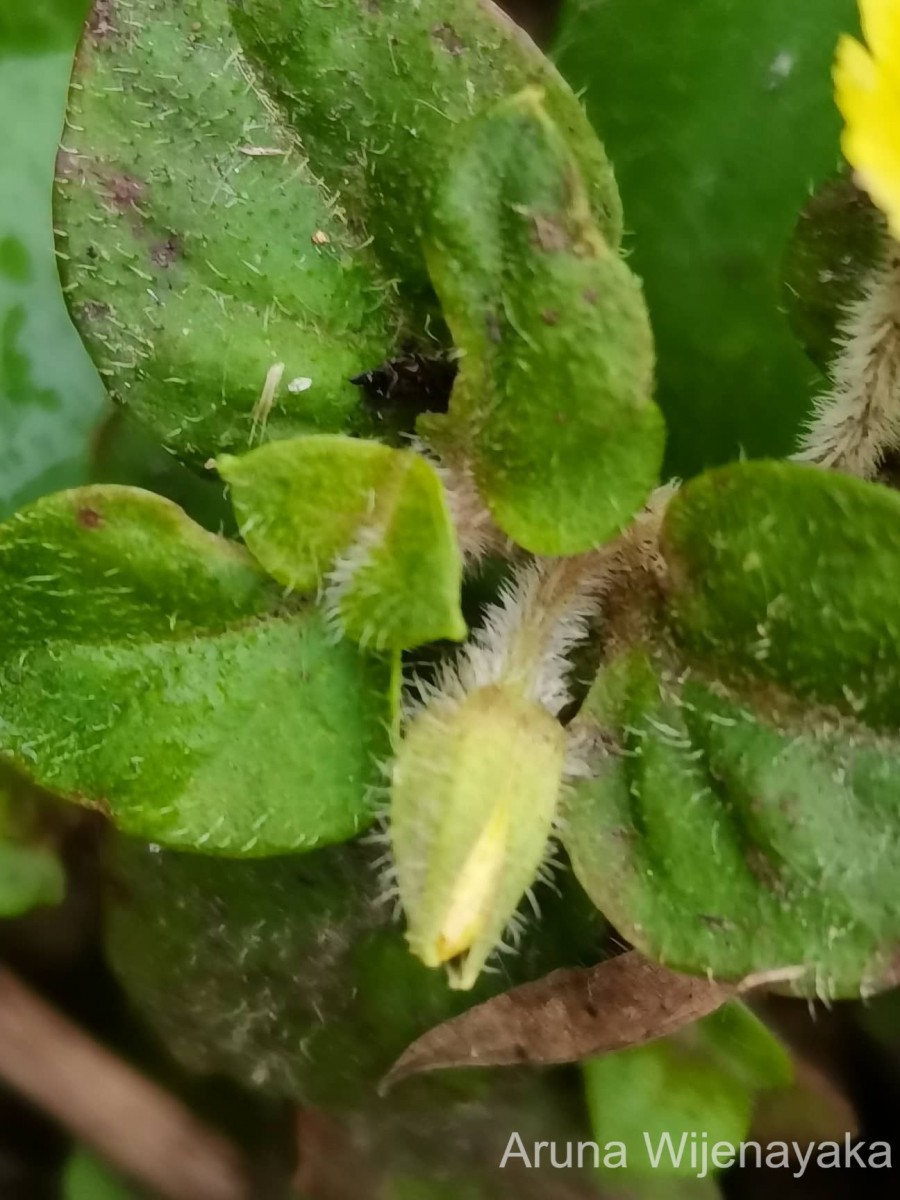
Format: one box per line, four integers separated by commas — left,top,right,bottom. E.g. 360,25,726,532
540,308,560,326
105,173,146,213
87,0,119,45
150,235,181,269
432,22,466,54
79,301,110,323
583,287,600,306
381,950,736,1089
76,507,104,530
530,212,571,253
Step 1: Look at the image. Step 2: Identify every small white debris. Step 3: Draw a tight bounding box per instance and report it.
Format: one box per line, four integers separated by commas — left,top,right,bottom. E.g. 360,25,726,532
769,51,795,83
288,376,313,393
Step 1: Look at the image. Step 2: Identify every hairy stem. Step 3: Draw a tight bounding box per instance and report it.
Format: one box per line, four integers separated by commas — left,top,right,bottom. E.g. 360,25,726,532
797,241,900,477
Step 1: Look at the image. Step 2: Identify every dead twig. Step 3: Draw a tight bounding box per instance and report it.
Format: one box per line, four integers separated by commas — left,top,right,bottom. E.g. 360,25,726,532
0,966,250,1200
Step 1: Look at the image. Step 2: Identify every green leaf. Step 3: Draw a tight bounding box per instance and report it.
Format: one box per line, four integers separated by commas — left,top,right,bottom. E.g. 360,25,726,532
385,1178,485,1200
662,461,900,727
423,90,663,555
583,1029,752,1178
56,0,400,464
0,841,64,917
232,0,623,289
0,486,390,854
0,778,66,917
564,644,900,996
63,1150,143,1200
693,1001,792,1092
0,2,89,59
92,410,234,536
564,468,900,994
555,0,859,476
219,437,466,650
105,833,608,1104
0,23,106,518
58,0,622,466
584,1004,788,1181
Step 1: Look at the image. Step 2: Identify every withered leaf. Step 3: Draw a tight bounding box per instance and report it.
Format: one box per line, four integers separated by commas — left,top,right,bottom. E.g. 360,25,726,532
382,951,736,1089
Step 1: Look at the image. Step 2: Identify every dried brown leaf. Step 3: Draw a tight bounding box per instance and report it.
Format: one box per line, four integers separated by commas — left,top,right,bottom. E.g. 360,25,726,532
382,951,736,1090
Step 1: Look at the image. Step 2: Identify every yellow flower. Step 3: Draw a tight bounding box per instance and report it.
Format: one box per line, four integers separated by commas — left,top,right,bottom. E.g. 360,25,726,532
835,1,900,237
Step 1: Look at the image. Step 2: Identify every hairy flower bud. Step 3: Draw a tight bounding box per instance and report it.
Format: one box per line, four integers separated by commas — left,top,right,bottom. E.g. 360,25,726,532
391,683,566,990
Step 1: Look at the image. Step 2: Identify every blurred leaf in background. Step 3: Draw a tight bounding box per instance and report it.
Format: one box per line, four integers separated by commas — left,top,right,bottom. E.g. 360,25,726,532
0,3,90,57
0,779,65,918
0,0,107,519
63,1149,144,1199
584,1004,792,1180
554,0,858,478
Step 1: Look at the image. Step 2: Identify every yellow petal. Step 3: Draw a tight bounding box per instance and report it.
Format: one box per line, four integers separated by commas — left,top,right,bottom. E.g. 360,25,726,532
835,22,900,235
834,35,877,122
860,0,900,77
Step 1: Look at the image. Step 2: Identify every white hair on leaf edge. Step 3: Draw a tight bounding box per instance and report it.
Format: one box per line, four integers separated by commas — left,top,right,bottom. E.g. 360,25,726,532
322,524,390,647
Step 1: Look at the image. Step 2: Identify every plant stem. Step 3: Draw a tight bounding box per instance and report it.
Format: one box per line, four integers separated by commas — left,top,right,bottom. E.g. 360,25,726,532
0,967,250,1200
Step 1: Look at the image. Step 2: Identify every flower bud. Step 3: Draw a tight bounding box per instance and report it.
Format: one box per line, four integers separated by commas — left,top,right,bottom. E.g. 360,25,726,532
390,682,565,989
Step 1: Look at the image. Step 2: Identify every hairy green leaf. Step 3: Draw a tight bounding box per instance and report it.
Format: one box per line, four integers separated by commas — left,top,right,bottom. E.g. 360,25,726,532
219,437,465,650
56,0,400,464
58,0,622,466
662,461,900,727
106,834,607,1104
564,644,900,997
232,0,623,288
555,0,859,475
566,463,900,996
0,486,390,854
423,90,662,554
